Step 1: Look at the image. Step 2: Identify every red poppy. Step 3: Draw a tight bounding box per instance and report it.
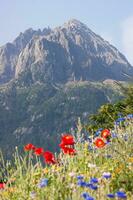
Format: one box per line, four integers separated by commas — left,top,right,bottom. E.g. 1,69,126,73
43,151,56,164
24,143,36,151
101,129,111,139
61,146,76,155
59,142,65,148
34,147,44,156
61,134,75,145
94,138,106,148
0,182,5,189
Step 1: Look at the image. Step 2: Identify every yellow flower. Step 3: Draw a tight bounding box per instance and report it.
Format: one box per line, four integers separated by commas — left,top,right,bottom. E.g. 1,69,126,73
128,157,133,163
43,168,49,174
7,187,17,193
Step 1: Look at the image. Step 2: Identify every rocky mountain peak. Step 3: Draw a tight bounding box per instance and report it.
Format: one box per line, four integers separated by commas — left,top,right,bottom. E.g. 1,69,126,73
0,19,133,84
63,19,88,30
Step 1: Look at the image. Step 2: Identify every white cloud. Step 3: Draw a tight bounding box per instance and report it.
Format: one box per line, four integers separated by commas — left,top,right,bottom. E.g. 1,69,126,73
122,16,133,65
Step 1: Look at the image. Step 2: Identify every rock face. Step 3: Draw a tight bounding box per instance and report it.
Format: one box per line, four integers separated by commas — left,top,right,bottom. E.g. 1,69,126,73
0,28,51,84
0,19,132,84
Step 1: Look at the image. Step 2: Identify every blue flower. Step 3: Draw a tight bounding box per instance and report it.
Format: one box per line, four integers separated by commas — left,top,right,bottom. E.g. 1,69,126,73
114,121,120,126
88,137,92,143
117,117,125,122
127,114,133,119
107,194,115,198
86,196,95,200
89,184,98,190
77,180,86,187
86,182,92,188
88,145,93,151
106,154,112,159
94,131,101,137
118,113,122,117
40,178,48,183
98,128,103,131
123,135,128,141
81,192,89,199
116,191,127,199
90,177,98,184
102,172,111,179
112,133,117,138
77,175,84,180
38,178,48,188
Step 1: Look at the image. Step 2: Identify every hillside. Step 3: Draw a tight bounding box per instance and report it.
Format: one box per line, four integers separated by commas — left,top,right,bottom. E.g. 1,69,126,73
0,19,132,156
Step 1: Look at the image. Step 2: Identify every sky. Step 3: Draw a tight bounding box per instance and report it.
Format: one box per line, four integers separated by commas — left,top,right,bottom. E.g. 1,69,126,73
0,0,133,64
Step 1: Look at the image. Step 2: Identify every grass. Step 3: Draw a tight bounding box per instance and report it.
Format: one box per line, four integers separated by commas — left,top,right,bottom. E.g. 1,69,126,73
0,117,133,200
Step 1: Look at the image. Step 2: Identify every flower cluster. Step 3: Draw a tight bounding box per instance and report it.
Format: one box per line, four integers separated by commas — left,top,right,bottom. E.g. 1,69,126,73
24,143,56,165
107,191,127,199
94,129,111,148
59,134,76,155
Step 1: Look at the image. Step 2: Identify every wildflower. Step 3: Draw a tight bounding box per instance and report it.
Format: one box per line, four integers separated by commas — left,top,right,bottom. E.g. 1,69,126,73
88,145,93,151
86,197,95,200
24,143,36,151
30,191,37,199
81,192,95,200
69,172,76,177
102,172,111,179
116,117,125,122
94,138,106,148
0,182,5,190
128,157,133,163
60,134,75,145
81,192,89,199
118,113,122,117
123,135,128,141
77,175,84,180
94,131,101,137
89,184,98,190
37,178,48,188
112,133,117,138
106,154,112,159
43,151,56,164
34,147,44,156
88,137,92,143
43,168,49,174
101,129,111,139
107,194,115,198
88,163,96,168
90,177,98,184
127,114,133,119
116,191,127,199
77,180,86,187
61,146,76,155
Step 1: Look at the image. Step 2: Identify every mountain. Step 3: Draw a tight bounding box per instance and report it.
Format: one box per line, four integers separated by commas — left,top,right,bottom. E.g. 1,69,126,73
0,28,51,84
0,19,133,85
0,19,132,157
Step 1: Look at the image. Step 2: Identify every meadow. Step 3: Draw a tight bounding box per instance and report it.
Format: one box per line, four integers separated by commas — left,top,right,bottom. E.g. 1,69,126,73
0,115,133,200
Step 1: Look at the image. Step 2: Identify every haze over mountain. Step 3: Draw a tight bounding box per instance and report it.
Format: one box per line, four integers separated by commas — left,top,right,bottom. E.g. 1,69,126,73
0,19,132,157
